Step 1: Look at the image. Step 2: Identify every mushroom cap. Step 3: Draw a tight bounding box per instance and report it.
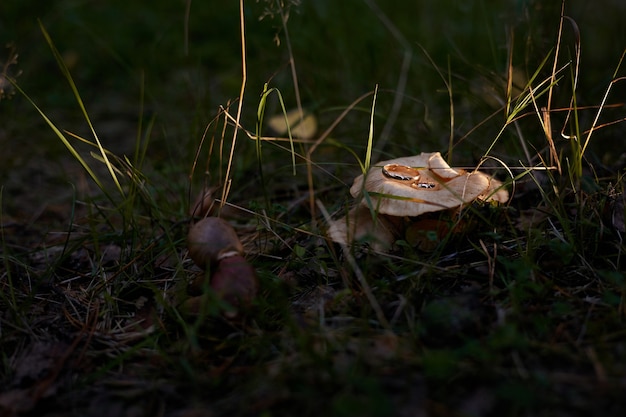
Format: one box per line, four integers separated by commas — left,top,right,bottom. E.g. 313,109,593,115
350,152,508,217
267,109,318,140
327,205,399,251
187,217,244,269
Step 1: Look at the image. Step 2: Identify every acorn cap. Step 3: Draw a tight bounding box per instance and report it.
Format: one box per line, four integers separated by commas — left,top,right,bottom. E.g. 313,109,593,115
350,152,508,217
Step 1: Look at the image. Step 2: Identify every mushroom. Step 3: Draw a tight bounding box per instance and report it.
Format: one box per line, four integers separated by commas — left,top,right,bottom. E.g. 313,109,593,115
328,152,508,250
267,108,318,140
186,217,258,316
187,217,245,269
210,255,259,312
327,205,400,251
350,152,508,217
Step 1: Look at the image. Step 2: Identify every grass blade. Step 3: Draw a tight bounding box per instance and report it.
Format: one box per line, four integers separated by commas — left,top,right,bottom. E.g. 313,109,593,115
38,21,124,197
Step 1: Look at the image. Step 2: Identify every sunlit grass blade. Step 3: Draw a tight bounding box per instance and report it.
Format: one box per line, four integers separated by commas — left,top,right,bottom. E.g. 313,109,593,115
219,0,247,209
256,83,297,175
363,84,378,174
481,60,564,161
38,21,124,197
9,80,110,199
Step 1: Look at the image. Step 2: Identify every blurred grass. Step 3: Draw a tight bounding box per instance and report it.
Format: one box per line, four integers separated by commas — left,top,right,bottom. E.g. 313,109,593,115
2,0,624,209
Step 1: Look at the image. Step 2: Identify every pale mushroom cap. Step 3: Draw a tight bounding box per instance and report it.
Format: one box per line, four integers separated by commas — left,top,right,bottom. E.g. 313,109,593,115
350,152,508,217
327,206,398,251
479,177,510,204
267,109,318,140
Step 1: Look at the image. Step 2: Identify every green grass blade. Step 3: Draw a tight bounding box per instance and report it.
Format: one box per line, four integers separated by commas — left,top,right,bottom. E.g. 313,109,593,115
38,21,124,197
9,81,108,195
363,84,378,174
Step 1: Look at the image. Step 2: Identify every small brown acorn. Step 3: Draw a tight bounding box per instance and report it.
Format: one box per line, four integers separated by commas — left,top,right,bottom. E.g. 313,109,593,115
187,217,244,269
